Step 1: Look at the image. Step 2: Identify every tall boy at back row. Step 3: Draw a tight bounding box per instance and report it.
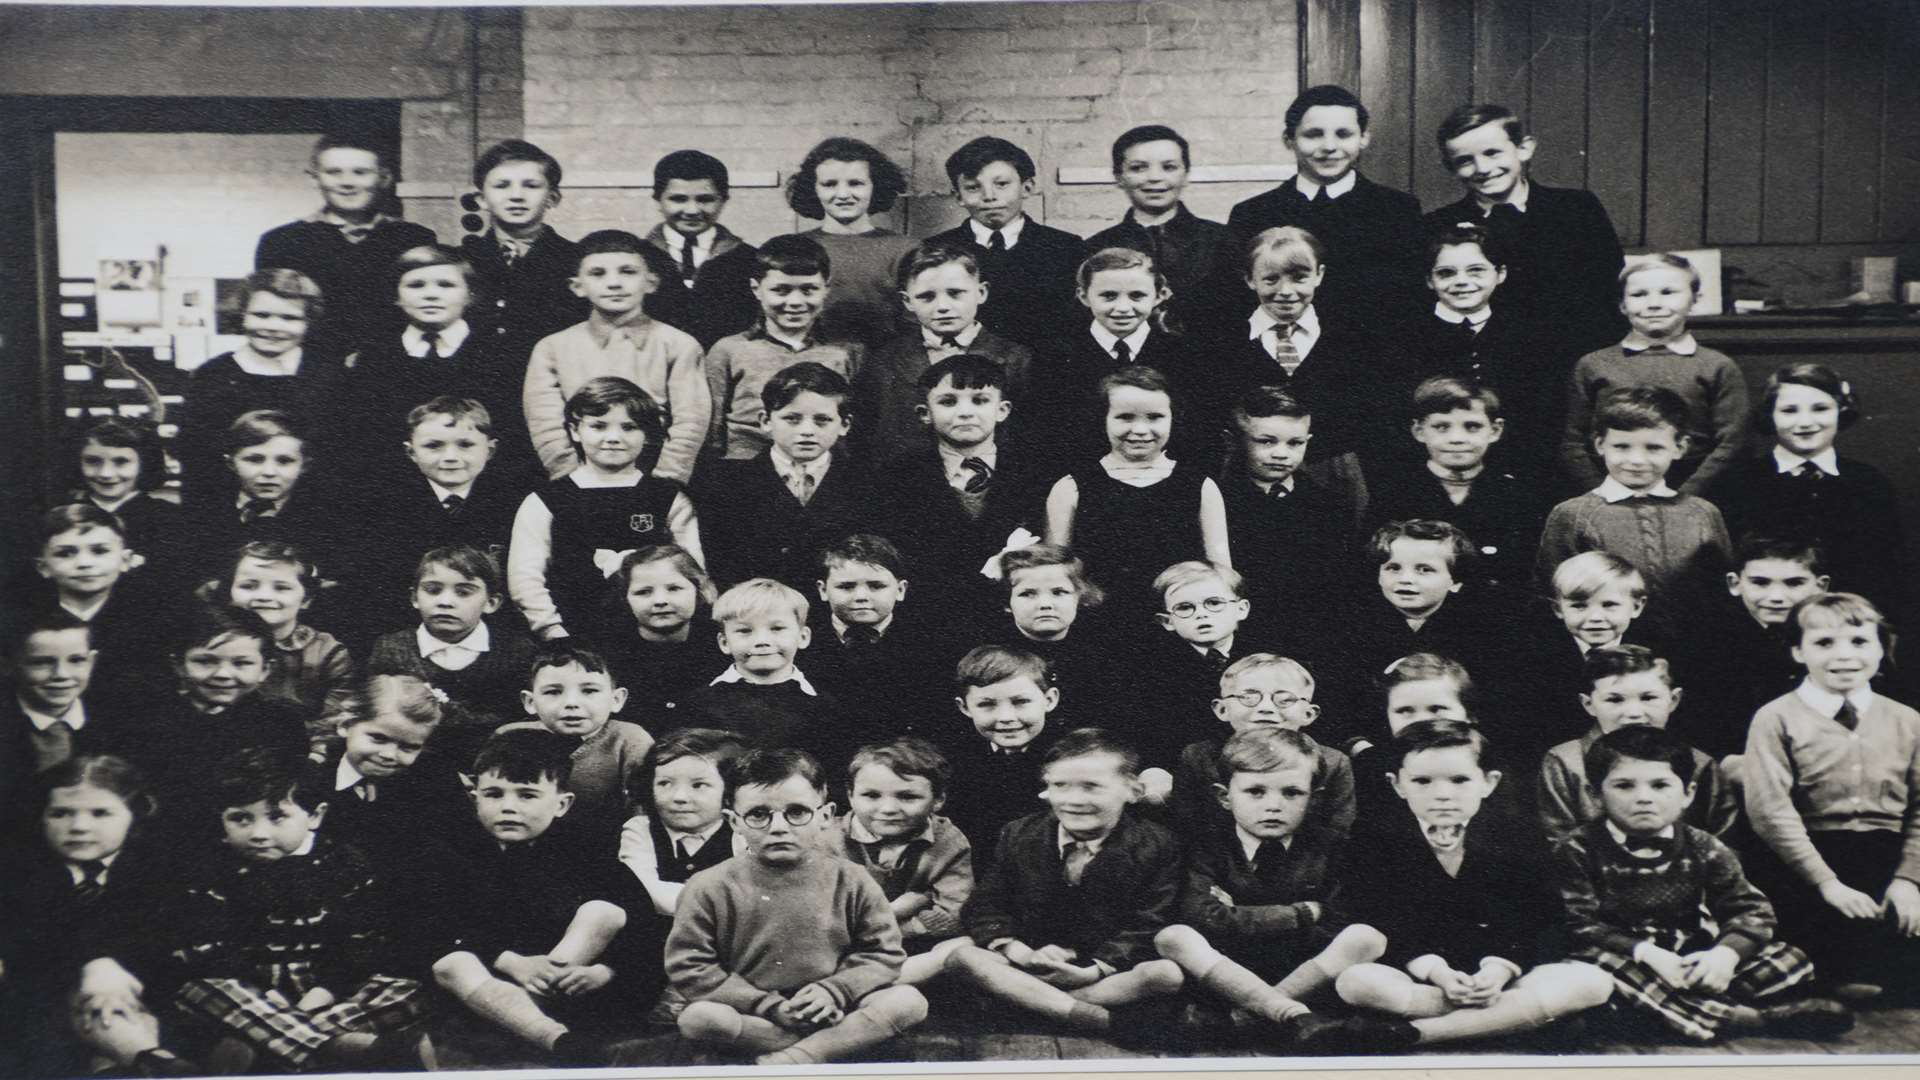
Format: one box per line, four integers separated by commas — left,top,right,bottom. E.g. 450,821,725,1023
644,149,760,350
1423,104,1626,357
256,134,437,352
926,136,1085,352
1226,85,1425,328
460,139,589,367
1085,124,1235,334
524,230,709,485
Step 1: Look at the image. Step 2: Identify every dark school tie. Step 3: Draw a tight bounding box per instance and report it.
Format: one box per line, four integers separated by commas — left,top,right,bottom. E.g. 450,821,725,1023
1112,340,1133,366
1456,319,1481,343
961,456,994,494
442,493,465,517
678,241,698,286
987,230,1006,252
936,333,963,351
1268,483,1289,501
1795,461,1824,483
73,861,106,905
240,498,277,525
675,837,692,864
1489,202,1523,224
352,781,377,803
422,329,442,360
844,625,881,647
1145,224,1164,260
1062,841,1092,886
1833,700,1860,731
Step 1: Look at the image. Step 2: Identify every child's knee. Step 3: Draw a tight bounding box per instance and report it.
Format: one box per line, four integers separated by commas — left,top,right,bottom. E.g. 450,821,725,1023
1334,963,1395,1006
1562,963,1615,1010
1136,958,1186,995
1331,923,1388,963
1153,924,1208,965
866,985,929,1030
678,1000,743,1042
431,952,484,992
945,944,1000,979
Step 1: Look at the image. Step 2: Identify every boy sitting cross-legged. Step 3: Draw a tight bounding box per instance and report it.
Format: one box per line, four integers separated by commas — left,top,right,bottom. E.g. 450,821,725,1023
1155,728,1407,1052
945,729,1187,1044
1556,726,1852,1043
671,747,928,1065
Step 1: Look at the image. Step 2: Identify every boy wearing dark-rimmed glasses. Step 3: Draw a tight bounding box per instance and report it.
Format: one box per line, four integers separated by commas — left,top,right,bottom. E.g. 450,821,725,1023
668,748,926,1066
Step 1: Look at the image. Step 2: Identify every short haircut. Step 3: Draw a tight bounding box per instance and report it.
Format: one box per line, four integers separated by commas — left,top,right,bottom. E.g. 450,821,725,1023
1552,551,1647,603
1286,84,1369,137
896,241,982,292
345,673,447,730
1043,727,1139,778
172,602,275,658
1098,363,1173,415
955,644,1053,693
1425,222,1505,270
244,268,325,325
917,353,1008,396
527,639,614,687
394,243,477,290
38,503,126,548
310,133,388,170
473,138,563,189
946,135,1035,186
73,418,167,493
1584,725,1697,788
755,237,837,291
1410,375,1503,423
1756,362,1861,438
36,754,156,822
1733,534,1826,577
214,746,326,814
1076,246,1167,296
615,544,717,608
634,728,748,815
1244,225,1325,276
1219,653,1315,696
1379,652,1475,704
714,578,809,627
4,608,93,661
1390,718,1488,770
1582,643,1673,691
406,395,494,437
1792,591,1887,640
219,539,321,594
761,361,851,416
819,533,907,579
726,746,825,805
1218,727,1316,780
473,727,574,788
1370,518,1475,574
787,137,908,218
1435,103,1526,154
226,409,302,457
573,229,652,273
848,736,952,799
1111,124,1191,174
1620,252,1702,295
417,543,503,595
1233,385,1312,429
1000,543,1105,609
653,148,730,196
1152,560,1243,604
562,376,666,463
1594,386,1691,438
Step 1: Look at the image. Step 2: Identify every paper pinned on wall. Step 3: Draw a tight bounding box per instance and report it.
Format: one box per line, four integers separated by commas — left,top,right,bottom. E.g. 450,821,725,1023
97,258,162,327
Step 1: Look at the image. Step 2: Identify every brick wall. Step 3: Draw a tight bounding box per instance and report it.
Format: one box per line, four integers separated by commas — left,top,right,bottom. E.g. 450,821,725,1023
523,2,1300,245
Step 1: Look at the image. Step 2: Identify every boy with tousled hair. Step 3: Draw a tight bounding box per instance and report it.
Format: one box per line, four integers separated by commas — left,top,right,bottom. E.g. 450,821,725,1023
643,149,759,349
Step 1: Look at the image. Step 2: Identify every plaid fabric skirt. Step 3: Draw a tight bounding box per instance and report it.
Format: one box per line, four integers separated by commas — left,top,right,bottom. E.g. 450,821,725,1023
1587,940,1814,1042
176,975,422,1068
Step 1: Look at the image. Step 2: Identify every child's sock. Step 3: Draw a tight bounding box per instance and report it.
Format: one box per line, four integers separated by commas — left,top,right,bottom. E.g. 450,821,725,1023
456,977,567,1049
1276,925,1387,1002
949,948,1106,1030
1199,957,1308,1023
756,986,927,1066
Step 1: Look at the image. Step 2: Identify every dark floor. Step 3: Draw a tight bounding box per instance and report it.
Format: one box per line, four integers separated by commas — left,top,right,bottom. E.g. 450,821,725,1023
426,998,1920,1070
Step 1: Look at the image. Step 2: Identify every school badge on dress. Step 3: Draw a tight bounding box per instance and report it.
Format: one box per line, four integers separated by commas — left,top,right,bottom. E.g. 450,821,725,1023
630,514,655,533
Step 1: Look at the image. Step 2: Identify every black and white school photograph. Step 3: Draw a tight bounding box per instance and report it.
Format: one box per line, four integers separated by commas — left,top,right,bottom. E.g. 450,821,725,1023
4,0,1920,1074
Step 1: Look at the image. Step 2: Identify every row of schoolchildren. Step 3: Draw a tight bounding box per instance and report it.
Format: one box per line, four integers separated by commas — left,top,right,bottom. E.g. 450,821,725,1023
5,569,1915,1076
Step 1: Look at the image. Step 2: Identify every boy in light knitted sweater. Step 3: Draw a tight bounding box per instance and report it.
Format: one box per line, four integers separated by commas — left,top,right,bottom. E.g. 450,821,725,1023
668,748,926,1065
1744,593,1920,998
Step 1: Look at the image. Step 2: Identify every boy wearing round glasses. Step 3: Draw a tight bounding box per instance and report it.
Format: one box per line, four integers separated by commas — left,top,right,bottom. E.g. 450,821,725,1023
670,747,927,1065
1125,561,1258,776
1170,654,1356,840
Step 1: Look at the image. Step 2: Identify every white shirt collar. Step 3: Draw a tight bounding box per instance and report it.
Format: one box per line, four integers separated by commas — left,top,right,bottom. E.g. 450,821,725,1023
937,440,997,483
770,446,831,485
1478,178,1531,214
666,818,725,852
1248,304,1321,344
67,850,120,885
230,343,303,377
1595,476,1678,503
969,215,1028,249
922,323,982,349
832,613,895,641
1253,475,1296,496
1621,330,1699,355
403,321,469,358
428,477,476,502
662,227,716,256
1433,302,1492,327
417,620,491,657
1294,171,1358,201
1057,822,1106,858
61,594,109,622
335,756,369,792
1773,445,1840,477
20,696,85,732
1191,639,1234,660
1090,322,1151,360
1795,678,1874,720
710,664,818,695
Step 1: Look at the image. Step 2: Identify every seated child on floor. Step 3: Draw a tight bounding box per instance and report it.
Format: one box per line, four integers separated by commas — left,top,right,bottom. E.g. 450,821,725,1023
1555,726,1853,1043
670,747,928,1066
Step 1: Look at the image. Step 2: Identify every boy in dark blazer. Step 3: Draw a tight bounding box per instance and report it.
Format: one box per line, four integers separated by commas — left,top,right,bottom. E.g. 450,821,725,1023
1225,85,1425,332
803,535,948,751
642,149,760,350
923,137,1083,353
1084,124,1236,336
459,139,590,369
